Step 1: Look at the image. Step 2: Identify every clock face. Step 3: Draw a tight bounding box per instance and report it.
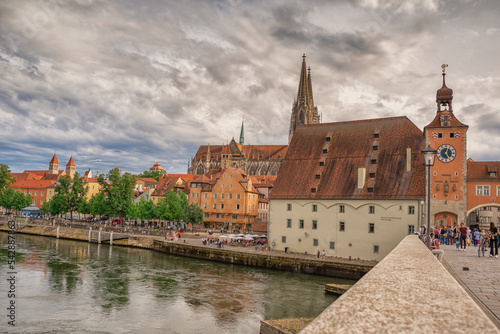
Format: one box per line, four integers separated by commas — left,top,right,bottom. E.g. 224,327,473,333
437,144,456,163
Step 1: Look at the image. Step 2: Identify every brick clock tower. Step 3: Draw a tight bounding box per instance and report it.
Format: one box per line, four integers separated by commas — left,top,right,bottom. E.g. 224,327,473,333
424,65,469,227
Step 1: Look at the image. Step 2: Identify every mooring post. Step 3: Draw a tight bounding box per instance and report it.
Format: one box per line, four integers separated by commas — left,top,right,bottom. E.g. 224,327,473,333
110,231,113,245
88,227,92,242
98,227,102,244
56,226,60,239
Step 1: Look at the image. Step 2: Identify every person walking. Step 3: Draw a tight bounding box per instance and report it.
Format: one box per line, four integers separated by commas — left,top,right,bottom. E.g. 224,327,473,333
459,223,468,251
489,222,498,258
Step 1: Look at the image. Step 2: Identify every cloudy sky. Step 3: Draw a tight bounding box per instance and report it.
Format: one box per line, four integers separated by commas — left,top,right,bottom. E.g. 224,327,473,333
0,0,499,175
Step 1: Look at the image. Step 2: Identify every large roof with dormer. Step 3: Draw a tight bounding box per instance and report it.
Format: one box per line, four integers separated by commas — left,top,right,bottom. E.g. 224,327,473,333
270,116,426,200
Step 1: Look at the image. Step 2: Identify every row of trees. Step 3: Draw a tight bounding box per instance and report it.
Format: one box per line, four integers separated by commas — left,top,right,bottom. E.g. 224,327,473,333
0,164,34,213
0,164,203,225
41,168,203,224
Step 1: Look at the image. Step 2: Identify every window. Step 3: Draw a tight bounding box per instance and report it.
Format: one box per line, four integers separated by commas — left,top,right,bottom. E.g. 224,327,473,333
221,203,224,209
369,172,376,178
204,203,207,208
326,136,331,142
49,191,52,195
315,174,321,180
282,236,286,243
450,132,455,138
216,213,220,218
204,193,207,199
299,220,304,229
322,149,328,154
329,242,335,250
213,204,216,209
373,145,378,151
484,186,490,196
340,222,345,231
313,239,318,246
236,204,240,210
222,184,225,188
227,193,232,199
34,200,37,204
230,184,233,188
369,223,375,233
41,192,44,196
319,161,325,167
497,186,500,196
287,203,292,211
374,245,379,254
312,220,317,229
437,133,443,138
35,191,37,196
204,213,209,218
477,186,483,196
408,206,415,214
287,219,292,228
369,206,375,214
339,205,345,213
232,214,237,220
40,200,43,205
221,193,224,199
312,204,317,212
197,193,199,198
408,225,415,234
237,194,240,200
214,193,217,199
311,188,316,193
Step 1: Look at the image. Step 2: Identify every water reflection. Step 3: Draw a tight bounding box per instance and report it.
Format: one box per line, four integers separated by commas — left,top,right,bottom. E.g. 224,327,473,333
0,233,351,334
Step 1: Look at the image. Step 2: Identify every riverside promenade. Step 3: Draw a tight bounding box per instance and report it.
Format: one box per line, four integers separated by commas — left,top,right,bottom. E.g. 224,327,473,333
442,243,500,327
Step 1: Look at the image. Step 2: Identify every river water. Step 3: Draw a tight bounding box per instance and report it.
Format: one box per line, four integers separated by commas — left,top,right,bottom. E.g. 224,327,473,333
0,233,352,334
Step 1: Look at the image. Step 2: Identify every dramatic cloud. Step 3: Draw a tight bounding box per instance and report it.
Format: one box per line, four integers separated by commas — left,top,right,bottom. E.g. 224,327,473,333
0,0,499,175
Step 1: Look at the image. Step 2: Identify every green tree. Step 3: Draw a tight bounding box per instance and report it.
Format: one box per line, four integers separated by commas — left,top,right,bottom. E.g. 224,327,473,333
40,200,51,215
0,187,15,213
126,201,140,221
138,197,156,221
98,168,136,221
48,193,67,216
138,169,166,181
185,203,204,224
0,164,15,191
54,173,88,219
12,190,32,212
89,192,107,218
166,190,183,222
156,197,171,222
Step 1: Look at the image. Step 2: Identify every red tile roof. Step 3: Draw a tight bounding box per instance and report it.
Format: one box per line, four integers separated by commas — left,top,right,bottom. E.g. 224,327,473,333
424,110,468,129
49,154,59,164
66,156,75,166
135,177,158,184
193,144,288,161
467,161,500,181
270,116,425,199
10,179,57,189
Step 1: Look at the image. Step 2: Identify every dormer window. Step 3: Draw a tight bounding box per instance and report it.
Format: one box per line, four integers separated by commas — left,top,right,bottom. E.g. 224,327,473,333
315,174,321,180
319,161,325,167
490,172,497,177
373,129,380,139
311,188,317,194
373,145,378,151
371,158,377,164
326,136,331,142
322,148,328,154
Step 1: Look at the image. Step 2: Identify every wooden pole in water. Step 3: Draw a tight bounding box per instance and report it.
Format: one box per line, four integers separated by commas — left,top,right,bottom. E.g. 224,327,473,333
110,231,113,245
56,226,60,239
88,227,92,242
98,227,102,244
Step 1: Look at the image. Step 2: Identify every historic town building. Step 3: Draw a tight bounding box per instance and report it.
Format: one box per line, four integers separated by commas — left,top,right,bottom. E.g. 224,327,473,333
269,64,500,260
188,55,320,176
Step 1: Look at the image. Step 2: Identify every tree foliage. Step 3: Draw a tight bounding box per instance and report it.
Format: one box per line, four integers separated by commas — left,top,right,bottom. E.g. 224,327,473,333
54,172,88,219
98,168,136,220
0,164,15,192
138,169,166,181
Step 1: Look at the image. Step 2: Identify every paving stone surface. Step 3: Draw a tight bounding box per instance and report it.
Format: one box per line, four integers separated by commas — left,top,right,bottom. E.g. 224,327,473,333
442,243,500,326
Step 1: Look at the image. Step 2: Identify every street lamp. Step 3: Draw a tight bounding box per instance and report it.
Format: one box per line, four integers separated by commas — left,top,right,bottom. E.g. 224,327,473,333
422,145,437,234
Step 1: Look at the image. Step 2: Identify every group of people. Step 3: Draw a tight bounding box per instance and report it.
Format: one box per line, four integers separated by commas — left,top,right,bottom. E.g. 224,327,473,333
420,222,499,259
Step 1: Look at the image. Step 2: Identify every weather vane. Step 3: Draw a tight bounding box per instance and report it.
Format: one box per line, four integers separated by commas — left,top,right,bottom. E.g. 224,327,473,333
441,64,448,73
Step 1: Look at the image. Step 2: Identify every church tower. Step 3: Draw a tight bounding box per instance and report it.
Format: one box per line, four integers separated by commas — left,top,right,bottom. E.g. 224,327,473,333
288,54,319,144
48,154,59,175
65,156,76,179
424,65,469,226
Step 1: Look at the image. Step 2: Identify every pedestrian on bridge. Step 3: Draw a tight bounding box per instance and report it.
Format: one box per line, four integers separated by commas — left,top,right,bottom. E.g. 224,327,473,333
489,223,498,258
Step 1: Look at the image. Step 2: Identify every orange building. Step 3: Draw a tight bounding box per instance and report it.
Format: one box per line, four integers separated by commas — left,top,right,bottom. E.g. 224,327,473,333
189,167,260,232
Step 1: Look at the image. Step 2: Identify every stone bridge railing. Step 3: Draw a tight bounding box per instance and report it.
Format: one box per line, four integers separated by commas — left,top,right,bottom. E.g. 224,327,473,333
300,235,500,334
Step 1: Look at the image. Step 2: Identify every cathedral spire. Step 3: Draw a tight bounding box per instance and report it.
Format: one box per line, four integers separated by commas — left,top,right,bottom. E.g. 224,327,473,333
289,54,319,144
239,118,244,146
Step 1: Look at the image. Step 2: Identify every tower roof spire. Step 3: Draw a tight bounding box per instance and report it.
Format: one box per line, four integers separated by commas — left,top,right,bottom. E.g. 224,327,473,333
239,118,245,146
296,53,310,106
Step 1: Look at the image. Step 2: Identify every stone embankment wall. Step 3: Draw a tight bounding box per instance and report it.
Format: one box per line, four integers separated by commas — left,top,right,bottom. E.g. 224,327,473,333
0,223,373,280
300,235,500,334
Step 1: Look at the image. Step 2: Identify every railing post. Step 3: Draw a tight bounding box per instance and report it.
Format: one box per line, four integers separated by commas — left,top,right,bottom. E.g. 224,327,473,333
88,227,92,242
98,227,102,244
56,226,60,239
110,231,114,245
